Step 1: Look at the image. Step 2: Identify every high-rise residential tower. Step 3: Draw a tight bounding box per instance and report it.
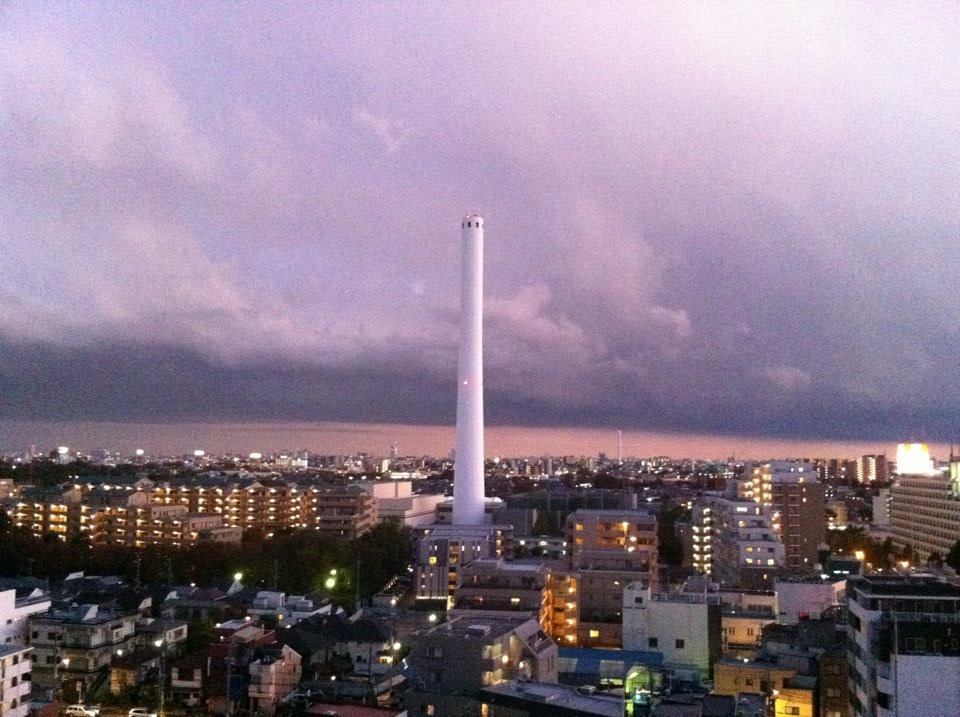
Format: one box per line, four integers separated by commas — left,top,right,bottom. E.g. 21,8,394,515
453,213,486,526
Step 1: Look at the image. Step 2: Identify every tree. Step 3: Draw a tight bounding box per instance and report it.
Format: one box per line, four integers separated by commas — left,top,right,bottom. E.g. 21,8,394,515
532,510,554,536
946,540,960,572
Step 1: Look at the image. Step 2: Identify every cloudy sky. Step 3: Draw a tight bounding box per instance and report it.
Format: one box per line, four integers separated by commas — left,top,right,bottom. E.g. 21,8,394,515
1,2,958,447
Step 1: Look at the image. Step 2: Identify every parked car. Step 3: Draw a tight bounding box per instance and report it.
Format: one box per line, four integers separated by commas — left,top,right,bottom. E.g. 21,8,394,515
128,709,158,717
63,707,100,717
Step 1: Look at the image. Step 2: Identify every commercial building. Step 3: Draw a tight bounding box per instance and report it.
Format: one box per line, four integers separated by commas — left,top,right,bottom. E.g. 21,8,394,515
846,573,960,717
774,577,845,624
362,481,445,527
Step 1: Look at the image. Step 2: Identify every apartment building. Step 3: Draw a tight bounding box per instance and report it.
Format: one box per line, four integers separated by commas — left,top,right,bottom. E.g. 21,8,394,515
11,477,380,546
0,644,31,717
846,573,960,717
566,510,658,648
405,614,558,717
0,588,51,647
415,525,513,602
455,559,552,630
709,497,784,590
622,582,722,679
889,447,960,559
29,604,139,698
751,462,825,572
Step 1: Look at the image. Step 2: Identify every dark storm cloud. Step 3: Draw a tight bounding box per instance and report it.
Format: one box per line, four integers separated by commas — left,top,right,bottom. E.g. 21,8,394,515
0,3,958,441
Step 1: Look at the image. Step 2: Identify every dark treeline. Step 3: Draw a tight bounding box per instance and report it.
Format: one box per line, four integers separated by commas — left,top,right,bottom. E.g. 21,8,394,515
0,512,411,601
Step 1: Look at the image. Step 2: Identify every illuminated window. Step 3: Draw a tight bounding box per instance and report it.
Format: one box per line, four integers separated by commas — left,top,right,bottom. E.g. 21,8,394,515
589,629,600,638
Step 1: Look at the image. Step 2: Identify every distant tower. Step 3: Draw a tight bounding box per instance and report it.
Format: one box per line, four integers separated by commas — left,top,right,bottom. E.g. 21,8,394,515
453,213,486,525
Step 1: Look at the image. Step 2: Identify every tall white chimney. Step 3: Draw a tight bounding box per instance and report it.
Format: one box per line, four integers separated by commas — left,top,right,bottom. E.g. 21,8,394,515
453,213,486,525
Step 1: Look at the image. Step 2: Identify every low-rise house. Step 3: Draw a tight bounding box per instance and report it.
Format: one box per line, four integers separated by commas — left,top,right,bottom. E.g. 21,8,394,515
279,613,392,677
109,649,160,696
248,643,302,716
169,652,205,707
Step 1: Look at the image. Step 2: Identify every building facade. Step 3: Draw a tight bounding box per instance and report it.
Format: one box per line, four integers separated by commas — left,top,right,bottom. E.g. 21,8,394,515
889,451,960,559
566,510,658,648
846,573,960,717
0,644,31,717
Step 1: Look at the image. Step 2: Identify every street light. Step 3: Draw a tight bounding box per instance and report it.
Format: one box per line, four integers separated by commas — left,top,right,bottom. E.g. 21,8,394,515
53,656,69,702
154,639,166,717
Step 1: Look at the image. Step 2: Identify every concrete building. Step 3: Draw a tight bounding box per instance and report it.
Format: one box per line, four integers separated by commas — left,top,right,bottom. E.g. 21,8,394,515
872,488,892,528
713,656,796,702
688,503,713,576
0,587,51,647
709,498,784,590
774,577,845,624
481,681,625,717
415,525,513,602
29,604,139,700
455,559,552,630
846,573,960,717
405,614,558,717
315,485,377,539
751,462,825,573
718,589,778,655
566,510,658,648
889,445,960,559
248,643,302,717
363,481,445,527
622,583,721,680
857,454,888,484
0,644,31,717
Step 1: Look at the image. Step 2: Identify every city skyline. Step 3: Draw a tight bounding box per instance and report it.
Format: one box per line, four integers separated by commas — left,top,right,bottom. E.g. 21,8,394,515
0,418,946,464
2,4,958,445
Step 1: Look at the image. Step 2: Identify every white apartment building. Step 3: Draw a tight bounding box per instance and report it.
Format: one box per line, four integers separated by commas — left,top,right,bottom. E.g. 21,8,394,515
775,577,845,624
846,573,960,717
708,498,784,590
0,644,31,717
0,588,51,646
622,583,721,680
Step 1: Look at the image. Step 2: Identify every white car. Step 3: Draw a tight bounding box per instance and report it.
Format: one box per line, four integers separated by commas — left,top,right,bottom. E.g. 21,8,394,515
63,707,100,717
128,710,158,717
